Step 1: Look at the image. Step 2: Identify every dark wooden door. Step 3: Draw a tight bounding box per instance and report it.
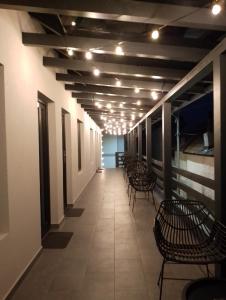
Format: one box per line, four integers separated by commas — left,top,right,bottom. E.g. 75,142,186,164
62,110,67,210
38,100,51,238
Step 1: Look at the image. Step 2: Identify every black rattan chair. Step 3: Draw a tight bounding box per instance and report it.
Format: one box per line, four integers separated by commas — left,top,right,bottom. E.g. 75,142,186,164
153,199,226,300
130,173,157,211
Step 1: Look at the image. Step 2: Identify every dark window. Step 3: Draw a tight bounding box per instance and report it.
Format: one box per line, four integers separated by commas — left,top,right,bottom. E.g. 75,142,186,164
77,120,83,171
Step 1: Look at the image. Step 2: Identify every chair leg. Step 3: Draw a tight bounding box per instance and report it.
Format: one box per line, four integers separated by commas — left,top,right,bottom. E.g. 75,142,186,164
129,187,133,206
158,260,165,300
132,191,136,211
206,265,210,278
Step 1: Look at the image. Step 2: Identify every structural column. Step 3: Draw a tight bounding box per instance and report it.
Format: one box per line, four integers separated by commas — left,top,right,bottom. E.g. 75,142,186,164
146,116,152,170
162,102,172,200
138,123,143,160
213,55,226,277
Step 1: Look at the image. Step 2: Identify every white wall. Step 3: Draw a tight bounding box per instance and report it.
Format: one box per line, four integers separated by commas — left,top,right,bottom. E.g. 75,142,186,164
0,9,101,299
174,152,215,201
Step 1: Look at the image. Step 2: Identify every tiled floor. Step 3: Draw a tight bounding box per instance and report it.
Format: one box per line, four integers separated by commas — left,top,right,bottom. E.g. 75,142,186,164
11,169,205,300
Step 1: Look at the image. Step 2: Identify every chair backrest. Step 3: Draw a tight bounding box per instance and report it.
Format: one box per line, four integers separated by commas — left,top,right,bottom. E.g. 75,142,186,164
154,199,216,247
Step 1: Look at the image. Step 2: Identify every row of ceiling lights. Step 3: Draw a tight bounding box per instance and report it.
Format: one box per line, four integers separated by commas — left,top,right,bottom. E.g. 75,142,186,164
70,0,224,135
95,101,144,119
101,116,135,135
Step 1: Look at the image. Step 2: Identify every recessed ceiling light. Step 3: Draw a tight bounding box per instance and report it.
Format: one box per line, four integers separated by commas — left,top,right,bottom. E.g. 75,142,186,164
67,48,74,56
85,51,93,60
110,109,114,113
139,113,143,118
71,21,76,26
93,68,100,77
152,75,163,80
136,100,141,106
151,29,160,40
212,1,222,15
131,114,135,121
151,91,159,101
119,103,123,108
121,112,125,117
106,103,112,109
115,45,124,56
116,79,122,87
134,87,140,94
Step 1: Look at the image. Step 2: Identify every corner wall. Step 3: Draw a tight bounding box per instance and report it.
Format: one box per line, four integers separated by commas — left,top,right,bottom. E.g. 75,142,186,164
0,9,101,299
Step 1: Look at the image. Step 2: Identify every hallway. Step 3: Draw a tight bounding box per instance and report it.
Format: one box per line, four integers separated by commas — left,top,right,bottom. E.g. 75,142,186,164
10,169,203,300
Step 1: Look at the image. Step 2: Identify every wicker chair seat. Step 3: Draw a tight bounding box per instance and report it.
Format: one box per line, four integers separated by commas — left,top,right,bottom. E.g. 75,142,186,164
154,200,226,264
153,199,226,300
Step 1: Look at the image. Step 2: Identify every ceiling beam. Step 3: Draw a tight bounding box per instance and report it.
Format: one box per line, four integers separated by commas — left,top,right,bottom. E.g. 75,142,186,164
77,99,150,109
56,73,175,91
58,73,208,95
81,106,142,118
73,92,157,105
1,0,226,31
65,83,156,99
23,33,208,62
43,57,187,80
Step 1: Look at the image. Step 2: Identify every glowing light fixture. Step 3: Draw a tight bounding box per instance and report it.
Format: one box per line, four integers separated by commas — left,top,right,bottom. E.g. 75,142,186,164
212,1,222,15
71,21,76,26
115,45,124,56
119,103,123,108
67,48,74,56
134,87,140,94
151,91,159,101
116,79,122,87
85,51,93,60
121,111,125,117
139,113,143,118
93,68,100,77
136,100,141,106
131,114,135,121
151,29,160,40
106,103,112,109
110,109,114,113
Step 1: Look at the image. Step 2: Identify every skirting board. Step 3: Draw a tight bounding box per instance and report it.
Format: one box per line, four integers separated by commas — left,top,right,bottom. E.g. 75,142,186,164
51,215,65,229
72,171,96,205
4,247,43,300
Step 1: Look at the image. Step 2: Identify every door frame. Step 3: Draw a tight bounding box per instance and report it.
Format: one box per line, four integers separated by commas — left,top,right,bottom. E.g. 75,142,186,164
37,95,51,238
61,109,69,211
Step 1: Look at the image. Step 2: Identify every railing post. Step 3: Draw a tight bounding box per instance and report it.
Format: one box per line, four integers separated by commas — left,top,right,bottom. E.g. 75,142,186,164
133,130,137,158
146,116,152,170
162,102,172,200
138,123,143,160
213,54,226,277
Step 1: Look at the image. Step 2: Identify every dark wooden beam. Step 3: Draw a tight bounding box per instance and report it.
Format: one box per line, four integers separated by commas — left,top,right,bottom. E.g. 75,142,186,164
43,57,187,81
72,92,156,106
1,0,226,31
56,73,176,92
65,83,154,99
23,32,207,62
